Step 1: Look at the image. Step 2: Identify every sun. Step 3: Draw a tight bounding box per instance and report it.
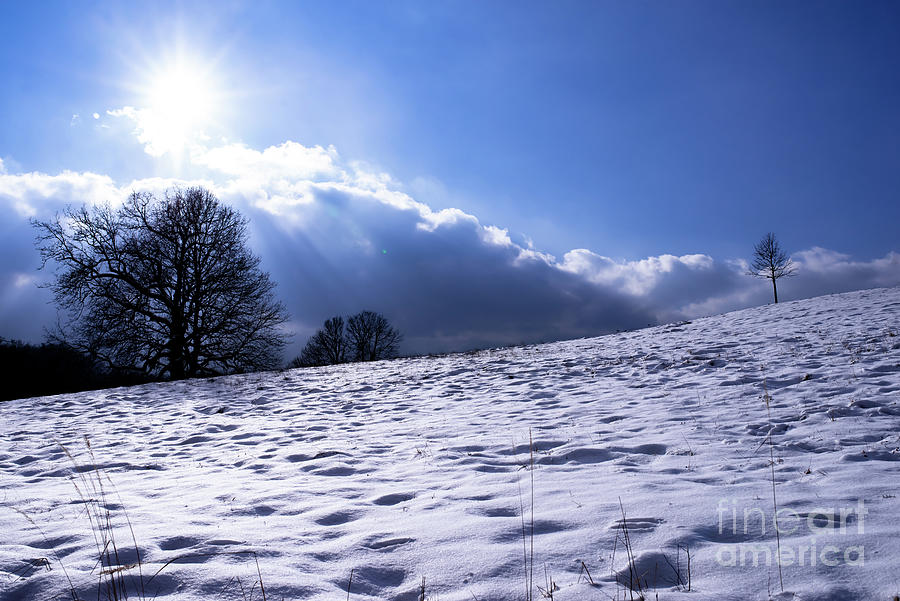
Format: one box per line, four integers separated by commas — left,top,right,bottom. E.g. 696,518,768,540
131,55,224,157
147,61,216,129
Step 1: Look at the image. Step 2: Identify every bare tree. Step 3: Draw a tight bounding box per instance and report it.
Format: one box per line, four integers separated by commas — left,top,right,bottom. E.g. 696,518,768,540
291,311,402,368
346,310,403,362
33,187,289,379
291,316,348,367
748,232,796,303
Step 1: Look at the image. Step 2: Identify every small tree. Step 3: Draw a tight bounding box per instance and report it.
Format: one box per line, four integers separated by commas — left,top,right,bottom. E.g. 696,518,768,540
291,316,348,367
748,232,796,303
347,310,403,362
34,187,289,379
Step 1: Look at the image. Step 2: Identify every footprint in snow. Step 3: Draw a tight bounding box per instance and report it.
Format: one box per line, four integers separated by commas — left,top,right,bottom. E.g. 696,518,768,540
362,535,415,550
608,516,663,533
306,465,358,476
538,447,616,465
331,566,407,595
467,506,518,518
157,535,201,551
372,492,415,505
612,551,681,589
314,509,361,526
611,443,668,456
492,519,570,543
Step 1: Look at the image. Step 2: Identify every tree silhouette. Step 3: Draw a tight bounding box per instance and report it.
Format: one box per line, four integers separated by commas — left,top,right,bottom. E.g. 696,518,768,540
347,310,403,362
291,316,348,367
292,311,402,367
33,187,288,379
748,232,796,303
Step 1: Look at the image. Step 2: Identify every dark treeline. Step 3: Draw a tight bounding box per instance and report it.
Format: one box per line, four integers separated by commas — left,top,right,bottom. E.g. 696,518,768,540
0,338,150,401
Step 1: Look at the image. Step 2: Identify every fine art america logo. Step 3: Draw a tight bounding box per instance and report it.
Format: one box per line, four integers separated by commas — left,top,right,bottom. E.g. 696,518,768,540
715,498,867,567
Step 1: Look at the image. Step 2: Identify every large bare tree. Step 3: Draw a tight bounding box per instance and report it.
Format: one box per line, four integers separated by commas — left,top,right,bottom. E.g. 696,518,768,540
34,187,289,379
748,232,796,303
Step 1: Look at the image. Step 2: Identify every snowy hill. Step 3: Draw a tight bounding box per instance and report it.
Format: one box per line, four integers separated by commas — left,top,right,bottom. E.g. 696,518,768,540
2,287,899,601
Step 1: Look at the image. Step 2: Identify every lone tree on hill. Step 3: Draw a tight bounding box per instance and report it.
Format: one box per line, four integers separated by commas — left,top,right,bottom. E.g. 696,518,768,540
292,310,402,367
34,187,289,379
748,232,796,303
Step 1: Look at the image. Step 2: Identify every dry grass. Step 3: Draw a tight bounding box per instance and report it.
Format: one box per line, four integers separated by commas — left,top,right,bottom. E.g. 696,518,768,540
12,437,268,601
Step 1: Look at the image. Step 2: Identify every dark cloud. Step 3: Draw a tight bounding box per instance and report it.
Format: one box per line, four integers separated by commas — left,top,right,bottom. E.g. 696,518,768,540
1,141,899,361
0,203,57,342
249,191,653,354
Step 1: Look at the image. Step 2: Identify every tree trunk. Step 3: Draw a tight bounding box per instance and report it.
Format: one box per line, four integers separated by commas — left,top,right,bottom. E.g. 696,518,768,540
168,344,186,379
169,309,187,379
772,277,778,304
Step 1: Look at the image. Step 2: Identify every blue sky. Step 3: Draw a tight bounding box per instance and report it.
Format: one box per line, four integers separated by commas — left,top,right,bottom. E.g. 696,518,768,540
2,1,899,356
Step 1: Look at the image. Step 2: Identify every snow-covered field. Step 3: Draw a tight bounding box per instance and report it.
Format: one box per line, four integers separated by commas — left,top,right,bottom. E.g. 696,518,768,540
2,287,899,601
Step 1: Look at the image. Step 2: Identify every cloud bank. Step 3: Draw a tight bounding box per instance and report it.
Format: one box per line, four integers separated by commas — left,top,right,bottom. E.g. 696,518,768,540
2,132,899,358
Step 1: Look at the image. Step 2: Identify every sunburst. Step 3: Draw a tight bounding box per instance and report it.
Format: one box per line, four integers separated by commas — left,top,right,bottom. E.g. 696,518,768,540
125,52,225,157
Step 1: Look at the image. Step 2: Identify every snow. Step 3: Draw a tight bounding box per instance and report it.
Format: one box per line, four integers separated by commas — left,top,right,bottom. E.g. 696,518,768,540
2,287,899,601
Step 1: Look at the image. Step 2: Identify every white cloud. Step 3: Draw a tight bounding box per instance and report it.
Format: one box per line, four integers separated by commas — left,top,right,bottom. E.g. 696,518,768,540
13,273,37,288
480,225,513,247
194,141,342,181
0,169,120,217
794,247,853,271
560,250,715,295
787,247,900,297
108,106,210,158
792,246,900,284
417,207,478,232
